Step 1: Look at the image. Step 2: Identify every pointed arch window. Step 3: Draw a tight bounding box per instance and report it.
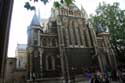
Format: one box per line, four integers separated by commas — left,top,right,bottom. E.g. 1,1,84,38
52,38,57,47
41,37,47,47
72,21,78,45
46,55,55,71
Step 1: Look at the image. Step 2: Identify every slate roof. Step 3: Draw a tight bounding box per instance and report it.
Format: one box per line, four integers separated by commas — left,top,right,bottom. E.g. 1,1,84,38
30,13,40,26
96,23,105,33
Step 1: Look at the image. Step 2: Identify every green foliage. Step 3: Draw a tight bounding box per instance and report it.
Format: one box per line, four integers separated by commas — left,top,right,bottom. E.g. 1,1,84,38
64,0,73,6
24,2,36,10
89,2,125,62
41,0,48,4
53,1,61,8
24,0,74,10
24,2,31,10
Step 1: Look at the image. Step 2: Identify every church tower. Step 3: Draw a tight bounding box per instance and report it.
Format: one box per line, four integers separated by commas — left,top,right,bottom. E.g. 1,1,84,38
27,12,42,79
26,3,116,83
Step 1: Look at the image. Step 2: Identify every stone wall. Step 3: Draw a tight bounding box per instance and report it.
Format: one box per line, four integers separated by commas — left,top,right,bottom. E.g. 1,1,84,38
13,69,27,83
4,58,16,83
4,58,27,83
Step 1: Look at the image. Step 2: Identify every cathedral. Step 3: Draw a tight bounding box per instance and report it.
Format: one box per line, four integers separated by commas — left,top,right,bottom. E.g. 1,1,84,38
27,4,116,82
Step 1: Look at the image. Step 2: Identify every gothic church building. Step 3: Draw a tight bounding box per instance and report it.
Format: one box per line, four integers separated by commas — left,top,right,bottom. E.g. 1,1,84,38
27,4,116,82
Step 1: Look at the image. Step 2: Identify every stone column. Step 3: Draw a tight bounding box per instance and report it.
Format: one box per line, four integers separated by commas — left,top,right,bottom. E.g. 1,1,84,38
103,35,113,69
91,29,97,47
57,25,69,83
39,48,43,78
97,53,104,72
57,16,70,82
78,19,86,47
65,27,70,47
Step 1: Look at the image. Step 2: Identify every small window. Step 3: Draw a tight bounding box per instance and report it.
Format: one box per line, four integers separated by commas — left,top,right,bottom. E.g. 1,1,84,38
52,38,57,47
34,40,37,45
41,38,47,47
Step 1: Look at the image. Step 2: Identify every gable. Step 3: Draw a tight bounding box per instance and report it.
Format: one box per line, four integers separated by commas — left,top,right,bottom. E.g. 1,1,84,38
51,3,87,19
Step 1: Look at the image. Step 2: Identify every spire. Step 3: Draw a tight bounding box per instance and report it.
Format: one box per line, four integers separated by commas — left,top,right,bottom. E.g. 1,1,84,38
30,10,40,26
81,4,84,11
81,5,83,12
81,5,86,16
81,4,88,19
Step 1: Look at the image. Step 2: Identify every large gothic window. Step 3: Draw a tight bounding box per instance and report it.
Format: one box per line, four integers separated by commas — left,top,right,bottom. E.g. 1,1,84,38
33,30,38,45
32,49,40,73
70,20,75,46
41,38,47,47
72,21,78,45
62,28,67,46
67,21,72,45
78,27,83,45
48,56,52,69
51,21,57,33
52,38,57,47
33,29,38,40
46,55,55,71
28,30,32,45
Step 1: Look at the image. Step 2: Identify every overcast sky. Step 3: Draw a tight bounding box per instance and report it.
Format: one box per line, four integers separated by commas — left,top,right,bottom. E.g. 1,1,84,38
8,0,125,57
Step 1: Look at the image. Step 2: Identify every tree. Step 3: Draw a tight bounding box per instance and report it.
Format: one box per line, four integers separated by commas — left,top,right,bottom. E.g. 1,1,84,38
89,2,125,63
24,0,75,10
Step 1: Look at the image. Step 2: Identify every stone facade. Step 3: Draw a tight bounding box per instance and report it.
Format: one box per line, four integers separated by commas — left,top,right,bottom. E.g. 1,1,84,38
27,4,116,82
15,44,27,69
96,32,117,72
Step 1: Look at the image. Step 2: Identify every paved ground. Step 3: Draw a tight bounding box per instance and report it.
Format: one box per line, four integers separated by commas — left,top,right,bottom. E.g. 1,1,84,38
77,81,120,83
